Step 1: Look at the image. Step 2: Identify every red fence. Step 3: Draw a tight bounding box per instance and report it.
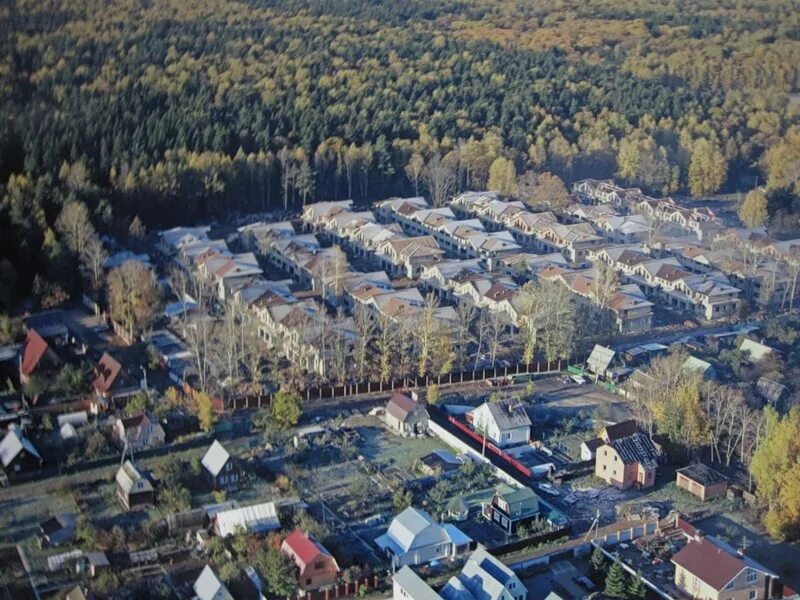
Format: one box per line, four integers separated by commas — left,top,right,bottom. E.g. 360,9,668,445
446,416,533,479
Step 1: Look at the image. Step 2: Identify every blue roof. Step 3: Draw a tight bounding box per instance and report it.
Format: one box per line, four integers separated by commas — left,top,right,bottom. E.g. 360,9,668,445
443,523,472,546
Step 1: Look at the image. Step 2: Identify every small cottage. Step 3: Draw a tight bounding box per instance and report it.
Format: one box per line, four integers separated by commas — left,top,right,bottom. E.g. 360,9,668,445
201,440,242,491
116,460,155,510
385,393,429,435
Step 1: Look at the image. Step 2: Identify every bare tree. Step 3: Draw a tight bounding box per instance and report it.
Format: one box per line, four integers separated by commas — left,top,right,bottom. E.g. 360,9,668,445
353,304,375,382
80,234,108,293
415,294,440,377
106,261,162,339
454,303,476,371
591,261,620,310
405,153,424,196
423,153,458,207
376,313,396,384
56,201,96,256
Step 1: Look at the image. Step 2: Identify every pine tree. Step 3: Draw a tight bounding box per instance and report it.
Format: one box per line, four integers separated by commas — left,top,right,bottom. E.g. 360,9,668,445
604,558,628,599
628,572,647,599
590,545,607,576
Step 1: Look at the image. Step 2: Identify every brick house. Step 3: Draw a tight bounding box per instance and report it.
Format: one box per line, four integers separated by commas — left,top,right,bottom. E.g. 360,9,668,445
281,529,340,591
672,535,778,600
676,464,728,501
594,428,661,489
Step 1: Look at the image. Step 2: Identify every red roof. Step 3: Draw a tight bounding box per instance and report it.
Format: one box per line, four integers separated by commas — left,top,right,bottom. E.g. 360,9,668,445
21,329,50,376
671,538,753,590
93,352,122,393
283,529,322,566
282,529,338,573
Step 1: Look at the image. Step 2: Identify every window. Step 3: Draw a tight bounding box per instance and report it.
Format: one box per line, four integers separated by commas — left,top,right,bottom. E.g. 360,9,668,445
306,579,312,586
314,562,325,570
749,591,757,600
747,569,758,584
508,582,516,590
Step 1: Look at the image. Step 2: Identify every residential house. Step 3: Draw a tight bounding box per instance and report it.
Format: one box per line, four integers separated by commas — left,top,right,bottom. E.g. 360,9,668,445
213,501,280,537
385,393,429,435
158,226,211,256
467,399,531,448
392,546,526,600
281,529,340,591
756,377,788,406
586,345,618,380
374,196,429,223
739,339,776,362
301,200,354,231
495,252,569,280
594,425,661,489
375,507,472,568
676,464,727,501
419,259,486,300
538,267,654,333
418,450,462,476
237,220,296,251
378,235,445,278
671,535,778,600
0,424,43,477
683,355,716,379
116,460,155,510
39,514,76,547
482,484,541,535
444,546,527,600
393,565,444,600
201,440,242,491
194,565,234,600
91,352,140,407
342,270,393,309
111,411,165,451
19,328,61,384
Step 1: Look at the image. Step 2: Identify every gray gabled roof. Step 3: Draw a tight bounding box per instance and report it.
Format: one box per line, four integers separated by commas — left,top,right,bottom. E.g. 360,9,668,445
455,546,520,600
382,507,449,553
0,425,41,467
476,400,531,431
116,460,153,495
201,440,231,477
587,344,615,374
393,566,443,600
194,565,234,600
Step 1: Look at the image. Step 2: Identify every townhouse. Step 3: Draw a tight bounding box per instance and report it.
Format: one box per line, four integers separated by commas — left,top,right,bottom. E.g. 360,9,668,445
591,245,741,320
376,235,445,279
538,266,654,333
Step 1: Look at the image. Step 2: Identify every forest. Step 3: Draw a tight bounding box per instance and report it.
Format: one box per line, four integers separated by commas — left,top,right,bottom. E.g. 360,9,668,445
1,0,800,303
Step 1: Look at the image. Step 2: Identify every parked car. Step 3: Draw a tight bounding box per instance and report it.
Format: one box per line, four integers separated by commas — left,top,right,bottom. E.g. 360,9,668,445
537,483,560,497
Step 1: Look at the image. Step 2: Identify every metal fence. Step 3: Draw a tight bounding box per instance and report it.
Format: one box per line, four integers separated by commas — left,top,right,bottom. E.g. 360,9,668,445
225,357,579,411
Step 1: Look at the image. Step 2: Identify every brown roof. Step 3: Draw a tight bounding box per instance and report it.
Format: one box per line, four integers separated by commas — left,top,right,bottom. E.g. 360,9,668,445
93,352,122,393
601,420,638,442
671,537,762,591
21,329,50,376
386,393,422,422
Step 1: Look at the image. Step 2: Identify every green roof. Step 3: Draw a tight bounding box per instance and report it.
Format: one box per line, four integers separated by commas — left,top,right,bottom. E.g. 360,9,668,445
495,484,539,517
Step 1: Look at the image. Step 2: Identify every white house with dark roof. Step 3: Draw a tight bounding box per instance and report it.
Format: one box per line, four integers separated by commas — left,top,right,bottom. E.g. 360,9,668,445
467,399,531,448
376,507,471,568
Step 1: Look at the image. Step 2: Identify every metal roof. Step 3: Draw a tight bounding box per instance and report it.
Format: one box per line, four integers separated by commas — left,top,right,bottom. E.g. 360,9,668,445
201,440,231,477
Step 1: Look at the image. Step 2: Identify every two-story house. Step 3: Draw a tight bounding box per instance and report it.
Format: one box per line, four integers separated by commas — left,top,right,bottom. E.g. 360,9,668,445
201,440,242,491
482,484,541,535
672,535,778,600
467,399,531,448
281,529,340,591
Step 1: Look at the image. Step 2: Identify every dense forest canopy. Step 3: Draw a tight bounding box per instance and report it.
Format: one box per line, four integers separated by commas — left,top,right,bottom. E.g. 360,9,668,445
1,0,800,303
